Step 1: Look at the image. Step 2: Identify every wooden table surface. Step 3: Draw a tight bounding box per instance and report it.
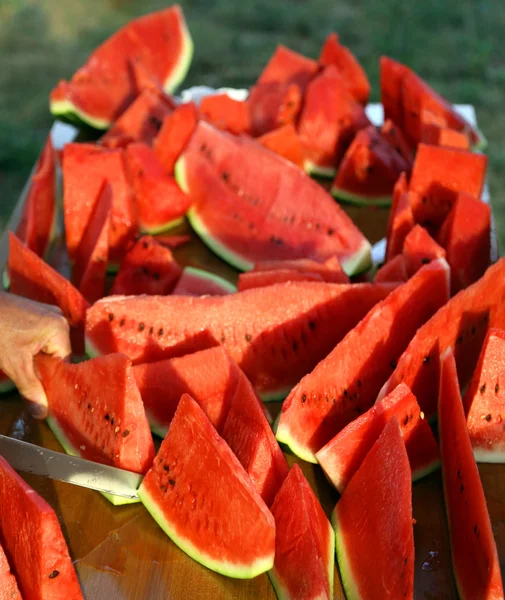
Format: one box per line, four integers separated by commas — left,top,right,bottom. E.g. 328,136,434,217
0,198,504,600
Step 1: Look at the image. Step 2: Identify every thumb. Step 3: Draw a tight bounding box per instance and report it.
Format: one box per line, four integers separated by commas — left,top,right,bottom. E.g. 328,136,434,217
13,354,48,419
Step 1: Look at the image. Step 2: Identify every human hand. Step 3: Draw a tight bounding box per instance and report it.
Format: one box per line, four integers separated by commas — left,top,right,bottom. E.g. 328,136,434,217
0,292,71,419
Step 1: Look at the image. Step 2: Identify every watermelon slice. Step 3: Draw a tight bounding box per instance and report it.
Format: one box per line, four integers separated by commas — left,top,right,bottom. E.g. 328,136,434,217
439,348,504,599
378,258,505,419
9,232,89,355
0,540,21,599
50,6,193,128
248,82,302,137
172,266,236,296
408,144,487,228
374,254,409,283
318,33,370,105
36,353,155,505
331,125,411,206
437,192,491,293
298,66,370,176
86,281,393,399
124,142,192,234
316,382,440,493
138,394,276,578
333,417,414,600
402,224,446,277
100,88,175,148
258,124,304,168
153,233,190,249
463,328,505,462
176,122,372,275
200,94,251,135
257,44,318,90
110,235,182,296
380,56,410,132
153,102,199,174
72,180,111,303
62,143,136,264
385,173,413,262
0,456,83,599
380,119,414,166
269,464,334,600
276,259,449,463
421,122,471,150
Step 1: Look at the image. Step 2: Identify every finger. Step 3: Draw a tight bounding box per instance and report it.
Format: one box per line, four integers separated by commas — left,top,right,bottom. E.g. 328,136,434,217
12,354,48,419
42,323,72,360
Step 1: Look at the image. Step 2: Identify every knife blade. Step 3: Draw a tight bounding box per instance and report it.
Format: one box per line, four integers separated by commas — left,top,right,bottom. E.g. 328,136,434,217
0,435,143,499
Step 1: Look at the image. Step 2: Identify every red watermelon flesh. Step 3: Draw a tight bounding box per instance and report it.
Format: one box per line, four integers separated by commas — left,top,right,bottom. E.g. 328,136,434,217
171,266,236,296
86,281,393,399
403,224,446,277
62,143,136,264
178,122,371,275
200,94,251,135
50,6,193,128
9,232,89,355
381,119,414,166
0,456,83,599
137,394,276,578
153,233,190,249
257,44,318,90
100,88,175,148
221,370,289,506
439,348,504,599
318,32,370,105
421,123,471,150
258,124,304,168
248,82,302,137
238,269,324,290
378,258,505,419
125,142,191,234
333,417,414,600
134,346,239,436
15,134,56,258
0,540,21,599
73,180,111,303
276,259,450,463
380,56,410,130
437,192,491,293
153,102,198,174
374,254,409,283
298,66,371,174
269,464,334,600
408,143,487,229
385,173,413,262
316,382,440,494
36,353,155,474
110,235,182,296
463,328,505,462
331,125,411,206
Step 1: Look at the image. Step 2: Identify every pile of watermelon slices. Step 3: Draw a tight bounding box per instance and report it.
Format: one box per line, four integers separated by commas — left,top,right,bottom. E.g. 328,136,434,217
1,3,504,599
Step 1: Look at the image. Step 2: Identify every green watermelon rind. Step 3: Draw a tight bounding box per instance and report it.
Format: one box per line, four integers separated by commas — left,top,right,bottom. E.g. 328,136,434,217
2,269,10,291
473,449,505,464
412,459,441,482
259,387,293,403
332,508,361,600
304,160,337,179
46,415,140,506
340,239,372,277
139,216,186,237
330,186,392,208
177,266,237,294
275,420,319,464
137,484,274,579
50,100,112,131
162,18,194,94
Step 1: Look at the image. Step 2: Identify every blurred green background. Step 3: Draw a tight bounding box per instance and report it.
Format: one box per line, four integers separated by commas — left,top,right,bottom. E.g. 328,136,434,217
0,0,504,246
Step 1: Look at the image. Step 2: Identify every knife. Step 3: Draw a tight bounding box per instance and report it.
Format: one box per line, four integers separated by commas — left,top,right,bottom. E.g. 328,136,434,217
0,435,143,499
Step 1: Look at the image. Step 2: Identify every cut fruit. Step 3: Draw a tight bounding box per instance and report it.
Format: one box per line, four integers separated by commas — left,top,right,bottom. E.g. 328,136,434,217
154,233,190,249
172,266,236,296
248,82,302,137
153,102,199,174
138,394,276,578
36,353,155,505
380,56,410,133
0,540,21,599
380,119,413,166
318,33,370,105
331,125,411,206
200,94,251,135
134,346,240,436
439,348,504,599
385,173,413,262
124,142,192,234
50,6,193,128
374,254,409,283
276,259,449,463
463,328,505,462
9,232,89,355
316,382,440,494
177,122,372,275
0,456,83,599
298,66,370,175
421,122,471,150
110,235,182,296
258,124,304,168
408,144,487,229
333,417,414,600
257,45,318,91
403,224,446,277
86,280,393,399
269,464,334,600
437,192,491,293
378,258,505,419
221,370,289,506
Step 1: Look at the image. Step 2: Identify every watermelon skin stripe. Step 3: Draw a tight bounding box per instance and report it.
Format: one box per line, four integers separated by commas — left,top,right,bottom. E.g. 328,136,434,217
331,185,393,207
332,511,362,600
50,100,112,130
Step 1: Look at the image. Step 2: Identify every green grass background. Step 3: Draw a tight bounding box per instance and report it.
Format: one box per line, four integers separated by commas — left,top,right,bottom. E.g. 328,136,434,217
0,0,504,246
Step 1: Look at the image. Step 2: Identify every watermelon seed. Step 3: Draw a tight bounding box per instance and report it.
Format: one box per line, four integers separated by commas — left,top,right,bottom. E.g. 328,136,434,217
460,483,464,493
221,335,226,343
149,116,162,131
142,241,149,250
390,360,397,369
327,228,335,236
422,196,428,205
111,418,115,426
160,485,167,493
123,430,130,438
343,389,348,398
357,379,362,387
495,383,499,394
141,267,149,275
471,326,476,335
403,415,409,426
87,403,91,410
423,356,430,364
119,318,125,327
158,328,164,337
292,341,298,351
301,394,306,404
366,166,374,175
355,406,361,414
485,414,492,421
163,465,170,472
105,414,110,421
49,570,60,579
474,524,478,535
138,323,145,332
325,394,329,403
480,384,487,394
153,272,160,280
149,327,154,335
169,479,176,486
309,320,316,330
457,469,462,479
403,558,407,565
108,313,114,322
421,258,430,265
456,335,463,344
245,334,252,342
221,171,229,181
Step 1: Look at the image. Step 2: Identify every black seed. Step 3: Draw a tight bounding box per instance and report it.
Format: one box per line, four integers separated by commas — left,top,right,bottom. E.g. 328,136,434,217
301,394,306,404
480,384,486,394
88,403,91,410
474,524,478,535
471,326,476,335
423,355,431,364
403,415,409,426
403,558,407,565
111,418,115,426
149,116,162,131
105,414,110,421
495,383,500,394
221,335,226,343
292,341,298,352
49,570,60,579
141,266,149,275
366,165,374,175
149,327,154,335
153,272,160,280
457,469,461,479
200,143,207,152
158,328,164,337
343,389,348,397
108,313,114,322
355,406,361,414
485,414,492,421
245,333,252,342
119,318,125,327
422,196,428,205
169,479,176,486
221,171,230,181
456,335,463,344
327,228,335,236
138,323,145,332
390,360,397,369
123,430,130,438
308,320,316,330
160,485,167,492
421,258,430,264
143,241,149,249
460,483,464,493
163,465,170,472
